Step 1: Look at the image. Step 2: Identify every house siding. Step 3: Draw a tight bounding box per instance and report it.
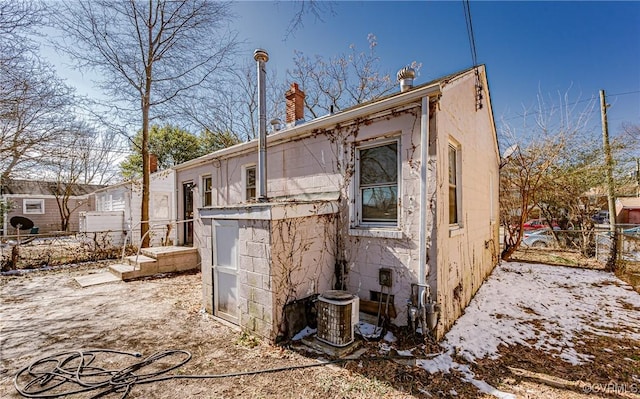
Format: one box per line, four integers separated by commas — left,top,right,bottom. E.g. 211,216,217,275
178,66,499,341
86,170,176,246
5,196,91,233
434,69,500,338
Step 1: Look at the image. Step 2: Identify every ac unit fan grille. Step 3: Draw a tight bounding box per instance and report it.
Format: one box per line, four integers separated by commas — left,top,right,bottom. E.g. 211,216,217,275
317,298,353,347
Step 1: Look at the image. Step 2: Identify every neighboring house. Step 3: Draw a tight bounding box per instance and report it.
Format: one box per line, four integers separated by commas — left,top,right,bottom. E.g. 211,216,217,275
1,179,104,235
174,65,500,342
80,169,176,247
615,197,640,225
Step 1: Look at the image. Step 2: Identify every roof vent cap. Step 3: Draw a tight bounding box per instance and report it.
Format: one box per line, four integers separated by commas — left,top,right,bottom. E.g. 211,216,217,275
397,66,416,92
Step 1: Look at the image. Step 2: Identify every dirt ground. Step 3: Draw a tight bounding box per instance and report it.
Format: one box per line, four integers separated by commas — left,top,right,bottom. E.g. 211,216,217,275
1,264,638,398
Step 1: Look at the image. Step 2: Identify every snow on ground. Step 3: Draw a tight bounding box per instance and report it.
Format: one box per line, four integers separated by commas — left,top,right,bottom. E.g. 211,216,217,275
291,326,316,341
416,261,640,398
440,261,640,364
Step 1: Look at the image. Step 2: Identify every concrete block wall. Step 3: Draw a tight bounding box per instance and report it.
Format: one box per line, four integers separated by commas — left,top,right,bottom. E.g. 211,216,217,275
270,214,336,340
238,219,273,338
200,218,213,314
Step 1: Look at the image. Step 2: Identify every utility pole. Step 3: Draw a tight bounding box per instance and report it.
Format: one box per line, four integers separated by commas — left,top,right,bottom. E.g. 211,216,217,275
636,158,639,197
600,89,617,271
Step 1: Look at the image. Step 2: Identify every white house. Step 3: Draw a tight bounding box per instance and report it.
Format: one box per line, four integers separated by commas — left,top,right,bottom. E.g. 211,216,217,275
173,62,500,342
80,169,176,247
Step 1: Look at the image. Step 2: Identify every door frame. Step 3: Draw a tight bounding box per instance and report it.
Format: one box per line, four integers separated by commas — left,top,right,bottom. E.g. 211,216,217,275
212,219,240,324
182,181,194,245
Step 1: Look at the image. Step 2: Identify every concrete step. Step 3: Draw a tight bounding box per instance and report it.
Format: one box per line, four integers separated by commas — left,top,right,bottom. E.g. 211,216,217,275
141,246,198,258
109,263,145,280
140,246,199,273
74,272,121,287
124,254,157,265
109,247,199,280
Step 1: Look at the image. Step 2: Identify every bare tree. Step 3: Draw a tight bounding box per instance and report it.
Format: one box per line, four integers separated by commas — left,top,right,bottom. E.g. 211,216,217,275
0,1,45,64
499,90,596,260
0,56,77,181
53,0,237,247
283,0,335,40
180,61,286,141
288,34,409,119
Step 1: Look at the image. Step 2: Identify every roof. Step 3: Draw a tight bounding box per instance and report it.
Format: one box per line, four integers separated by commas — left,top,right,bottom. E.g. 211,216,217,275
617,197,640,209
174,66,486,171
91,169,174,194
0,179,107,196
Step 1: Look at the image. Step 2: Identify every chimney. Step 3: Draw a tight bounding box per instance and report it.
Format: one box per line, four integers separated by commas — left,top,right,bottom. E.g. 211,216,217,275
397,66,416,92
285,82,305,125
149,153,158,173
254,48,269,202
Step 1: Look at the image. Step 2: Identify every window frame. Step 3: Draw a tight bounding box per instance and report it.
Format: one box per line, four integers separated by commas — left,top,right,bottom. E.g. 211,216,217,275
354,138,401,228
202,175,213,207
448,141,462,227
242,164,257,202
23,198,45,215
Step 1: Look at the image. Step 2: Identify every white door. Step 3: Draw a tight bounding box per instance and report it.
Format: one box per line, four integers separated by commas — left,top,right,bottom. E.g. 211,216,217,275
213,219,239,324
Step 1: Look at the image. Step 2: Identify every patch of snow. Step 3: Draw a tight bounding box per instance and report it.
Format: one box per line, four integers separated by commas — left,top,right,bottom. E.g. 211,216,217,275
449,389,458,396
417,351,455,374
355,321,382,339
291,326,316,341
417,349,514,399
414,261,640,397
441,262,640,365
603,348,613,353
397,348,413,357
378,342,391,354
383,331,397,342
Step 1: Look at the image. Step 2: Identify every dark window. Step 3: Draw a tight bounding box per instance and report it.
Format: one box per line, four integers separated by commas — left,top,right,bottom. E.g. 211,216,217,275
357,141,398,224
203,176,212,207
245,166,256,201
449,144,459,224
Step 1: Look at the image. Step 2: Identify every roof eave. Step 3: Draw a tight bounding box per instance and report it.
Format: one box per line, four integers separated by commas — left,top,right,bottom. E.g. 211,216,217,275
175,82,442,171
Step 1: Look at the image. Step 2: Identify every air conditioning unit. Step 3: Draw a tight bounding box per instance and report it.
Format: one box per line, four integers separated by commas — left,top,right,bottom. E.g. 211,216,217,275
316,290,359,347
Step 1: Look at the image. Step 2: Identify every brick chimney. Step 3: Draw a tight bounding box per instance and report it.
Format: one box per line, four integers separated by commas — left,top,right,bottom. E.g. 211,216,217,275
285,82,305,125
149,153,158,173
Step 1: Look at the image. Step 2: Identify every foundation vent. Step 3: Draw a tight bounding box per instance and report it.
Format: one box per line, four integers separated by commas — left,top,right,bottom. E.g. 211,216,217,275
316,290,359,347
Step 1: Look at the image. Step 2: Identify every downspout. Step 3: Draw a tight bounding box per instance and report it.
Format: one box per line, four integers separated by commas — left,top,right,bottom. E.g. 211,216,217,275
254,49,269,202
419,96,430,304
419,95,441,333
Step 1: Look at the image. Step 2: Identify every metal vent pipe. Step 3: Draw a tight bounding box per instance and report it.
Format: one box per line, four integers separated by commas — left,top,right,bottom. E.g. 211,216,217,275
397,66,416,92
254,49,269,202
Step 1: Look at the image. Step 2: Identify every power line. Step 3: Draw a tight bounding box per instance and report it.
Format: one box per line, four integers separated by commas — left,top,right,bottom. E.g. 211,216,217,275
462,0,483,110
463,0,479,68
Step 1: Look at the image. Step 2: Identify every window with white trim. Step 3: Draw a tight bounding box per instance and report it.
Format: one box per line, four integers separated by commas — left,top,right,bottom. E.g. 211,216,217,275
244,166,256,202
202,175,212,207
448,143,461,225
23,199,45,214
355,139,399,226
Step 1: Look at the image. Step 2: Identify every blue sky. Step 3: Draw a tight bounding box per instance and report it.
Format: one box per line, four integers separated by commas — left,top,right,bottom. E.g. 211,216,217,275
47,1,639,139
229,0,640,137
